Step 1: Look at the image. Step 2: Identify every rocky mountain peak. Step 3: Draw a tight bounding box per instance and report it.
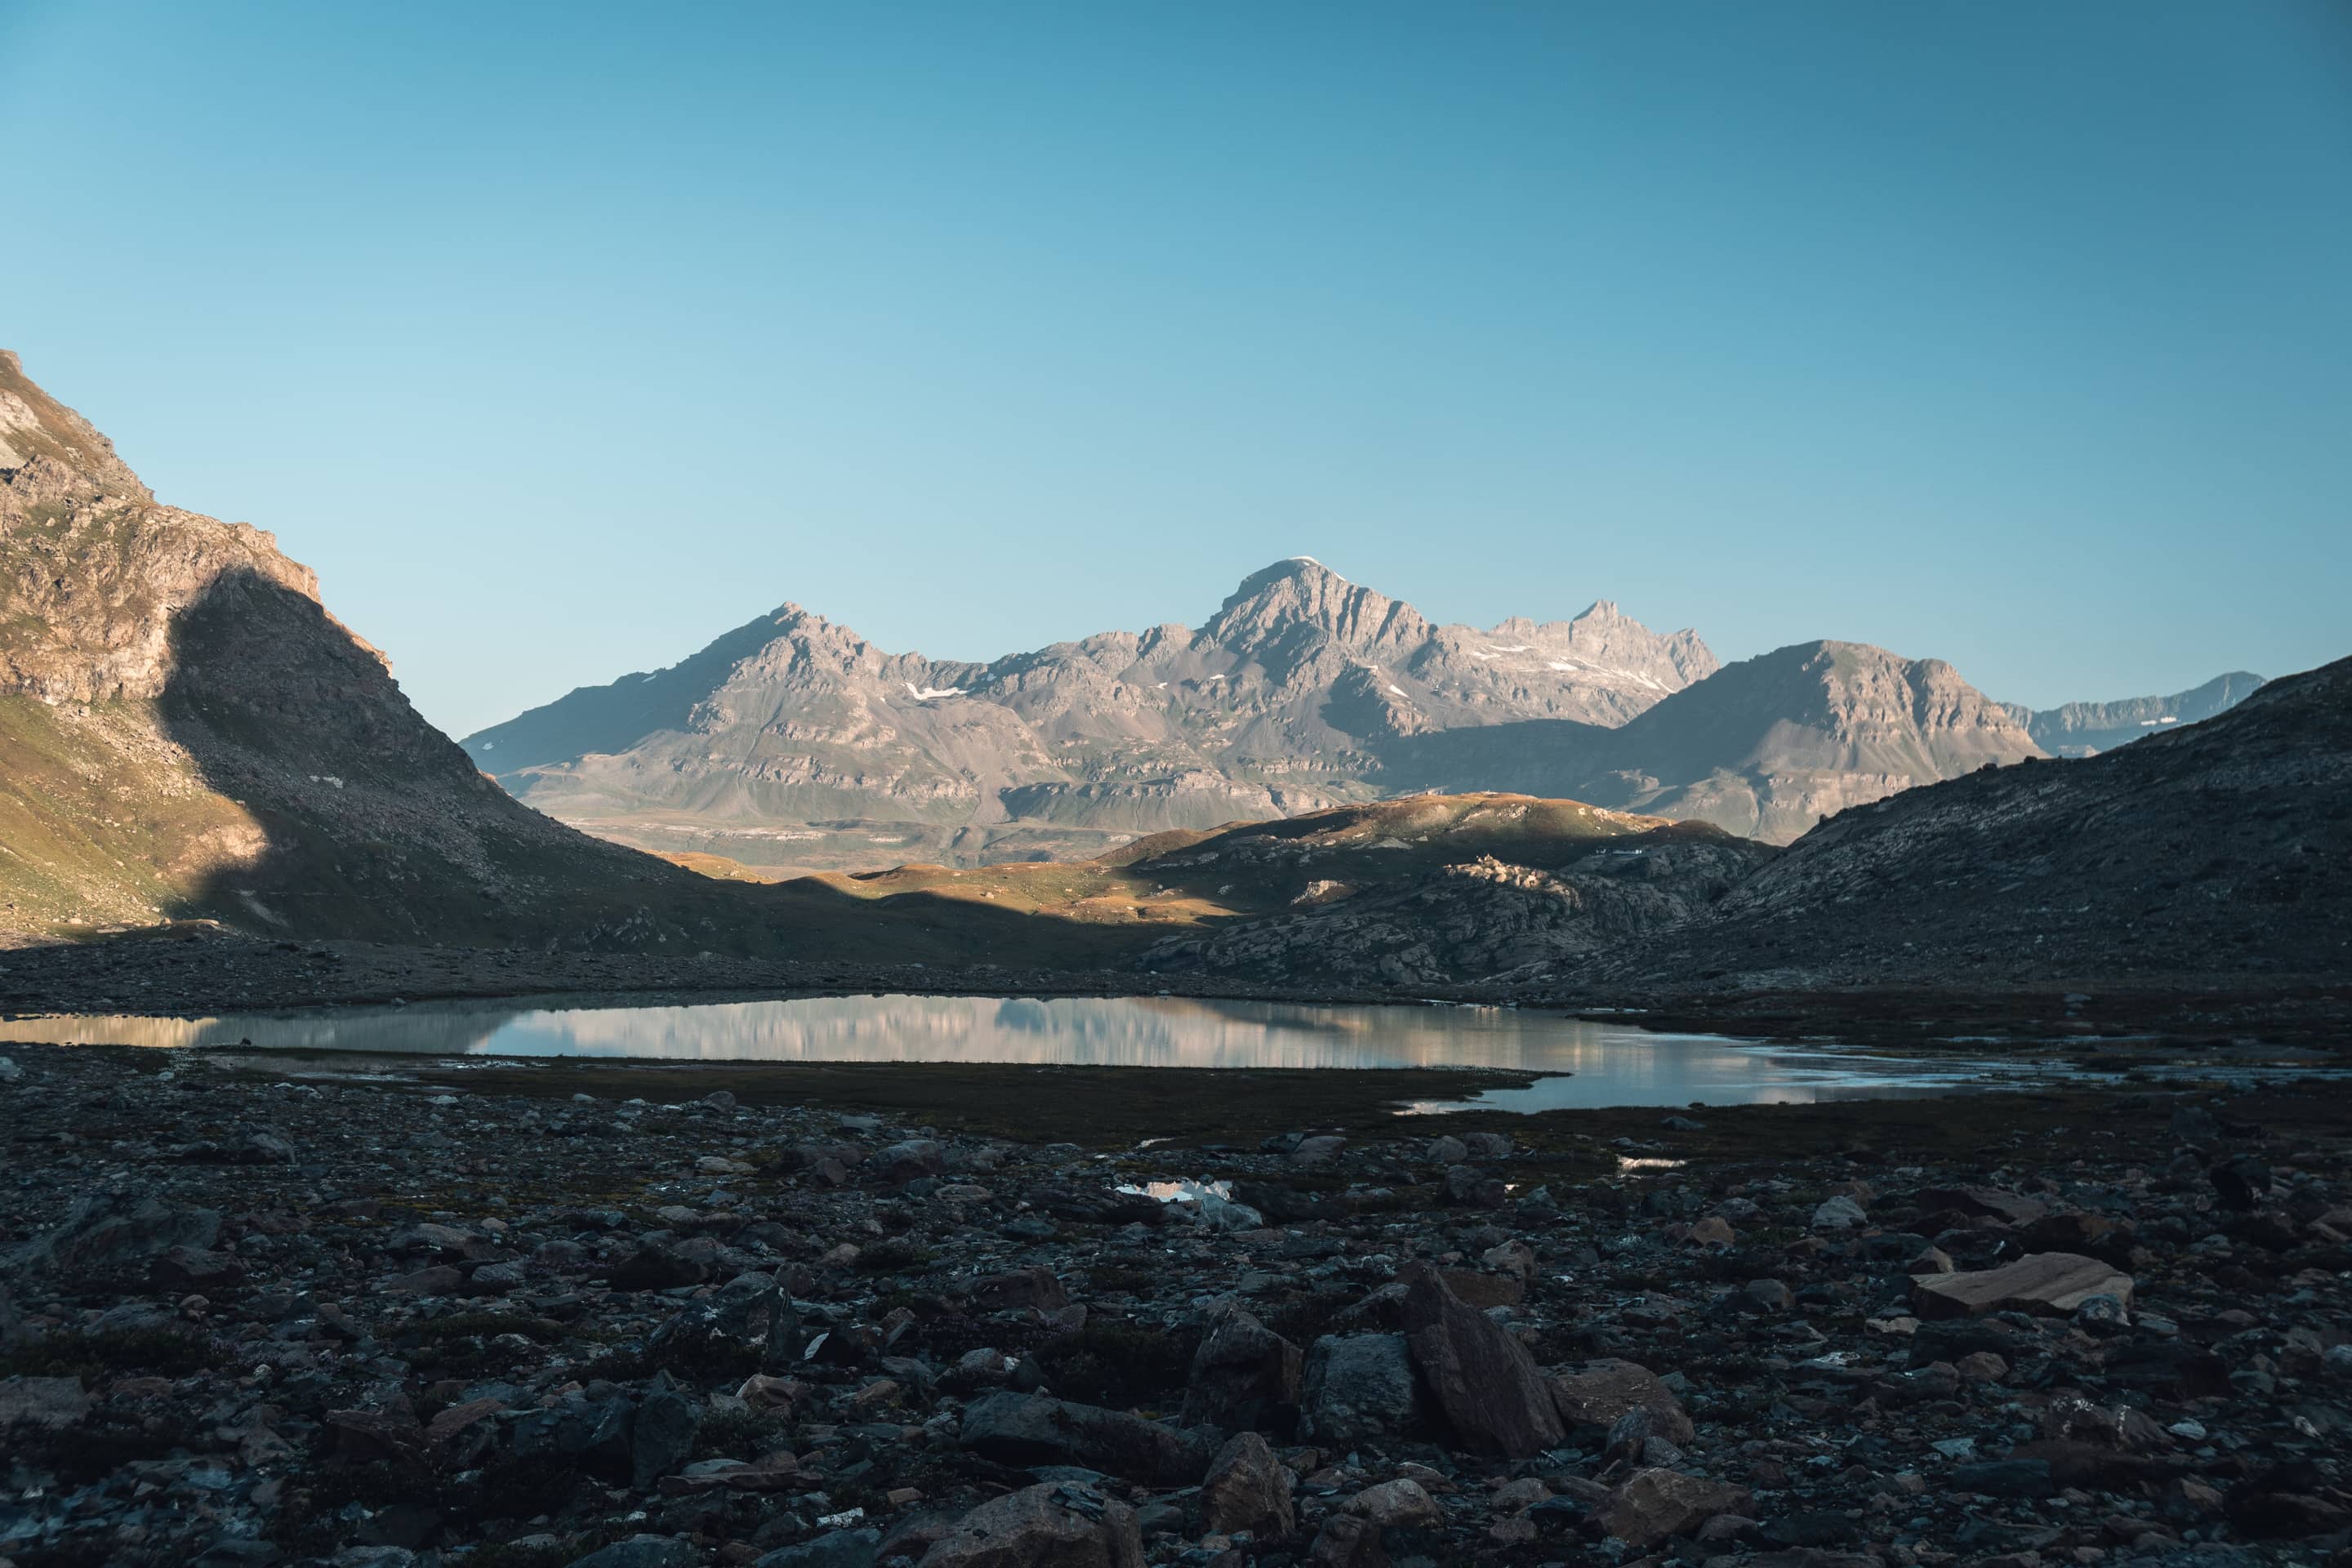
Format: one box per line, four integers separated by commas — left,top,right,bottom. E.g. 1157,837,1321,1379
1203,557,1431,662
0,350,152,502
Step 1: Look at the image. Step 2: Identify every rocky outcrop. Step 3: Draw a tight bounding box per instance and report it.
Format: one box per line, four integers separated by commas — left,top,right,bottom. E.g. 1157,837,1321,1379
1143,826,1773,986
1568,640,2043,843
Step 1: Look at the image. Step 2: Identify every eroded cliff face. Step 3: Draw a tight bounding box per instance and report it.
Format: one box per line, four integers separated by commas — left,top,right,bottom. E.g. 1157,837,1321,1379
0,354,336,706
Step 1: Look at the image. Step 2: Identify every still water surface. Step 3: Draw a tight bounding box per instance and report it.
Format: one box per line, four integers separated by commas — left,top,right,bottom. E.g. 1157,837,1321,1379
2,993,2027,1111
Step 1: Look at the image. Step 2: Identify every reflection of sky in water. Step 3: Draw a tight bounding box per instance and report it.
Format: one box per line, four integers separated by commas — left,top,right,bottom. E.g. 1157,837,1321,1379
0,994,2042,1109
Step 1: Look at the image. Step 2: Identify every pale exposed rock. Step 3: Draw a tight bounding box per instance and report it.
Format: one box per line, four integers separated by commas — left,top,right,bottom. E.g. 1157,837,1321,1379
1913,1252,2132,1319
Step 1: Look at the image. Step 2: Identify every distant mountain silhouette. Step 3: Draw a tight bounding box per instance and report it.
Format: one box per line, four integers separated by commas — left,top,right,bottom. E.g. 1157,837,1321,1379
1998,671,2266,757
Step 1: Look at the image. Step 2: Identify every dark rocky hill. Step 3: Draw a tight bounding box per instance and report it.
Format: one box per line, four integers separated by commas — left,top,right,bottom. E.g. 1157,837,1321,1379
1592,655,2352,991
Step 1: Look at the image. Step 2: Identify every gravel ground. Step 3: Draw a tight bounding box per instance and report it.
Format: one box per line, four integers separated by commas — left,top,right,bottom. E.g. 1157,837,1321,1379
4,1041,2350,1568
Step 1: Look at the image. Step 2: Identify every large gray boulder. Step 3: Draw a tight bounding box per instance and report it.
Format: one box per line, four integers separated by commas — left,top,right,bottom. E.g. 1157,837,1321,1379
1399,1263,1565,1457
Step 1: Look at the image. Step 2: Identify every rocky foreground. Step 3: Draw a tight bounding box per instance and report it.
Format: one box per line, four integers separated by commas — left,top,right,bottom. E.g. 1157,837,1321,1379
2,1044,2349,1568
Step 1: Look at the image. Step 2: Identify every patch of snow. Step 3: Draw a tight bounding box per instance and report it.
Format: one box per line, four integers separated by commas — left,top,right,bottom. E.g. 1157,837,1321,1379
1547,659,1581,672
307,775,345,790
479,741,494,751
1487,644,1531,654
904,682,964,701
1388,684,1409,697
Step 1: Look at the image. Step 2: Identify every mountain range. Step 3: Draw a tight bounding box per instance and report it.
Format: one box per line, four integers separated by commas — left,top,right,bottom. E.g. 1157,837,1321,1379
2,346,2317,998
468,561,2258,862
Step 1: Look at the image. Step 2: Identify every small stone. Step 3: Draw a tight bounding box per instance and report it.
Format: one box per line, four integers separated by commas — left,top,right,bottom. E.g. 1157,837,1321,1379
1346,1478,1442,1528
1812,1195,1869,1229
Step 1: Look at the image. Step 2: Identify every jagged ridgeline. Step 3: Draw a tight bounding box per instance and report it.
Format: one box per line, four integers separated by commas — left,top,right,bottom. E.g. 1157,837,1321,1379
465,557,2080,867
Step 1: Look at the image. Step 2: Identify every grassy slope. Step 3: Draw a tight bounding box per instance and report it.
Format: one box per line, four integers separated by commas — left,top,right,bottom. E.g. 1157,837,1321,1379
0,696,264,933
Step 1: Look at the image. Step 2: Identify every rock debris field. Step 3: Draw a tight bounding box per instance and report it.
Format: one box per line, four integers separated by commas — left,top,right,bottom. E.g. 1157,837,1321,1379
2,1042,2349,1568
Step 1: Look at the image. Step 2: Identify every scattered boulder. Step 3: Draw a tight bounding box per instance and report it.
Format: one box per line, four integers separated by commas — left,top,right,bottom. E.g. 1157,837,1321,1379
0,1376,90,1429
1199,1431,1294,1537
14,1193,222,1281
972,1266,1069,1312
1551,1358,1695,1445
959,1392,1214,1486
1600,1468,1753,1548
1398,1263,1565,1458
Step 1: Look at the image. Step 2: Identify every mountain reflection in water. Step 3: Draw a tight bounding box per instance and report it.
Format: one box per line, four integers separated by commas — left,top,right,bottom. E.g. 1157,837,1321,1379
0,993,2014,1108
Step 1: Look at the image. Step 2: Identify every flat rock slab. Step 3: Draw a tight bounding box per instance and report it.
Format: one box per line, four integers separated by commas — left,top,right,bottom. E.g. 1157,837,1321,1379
0,1376,90,1429
1912,1252,2132,1319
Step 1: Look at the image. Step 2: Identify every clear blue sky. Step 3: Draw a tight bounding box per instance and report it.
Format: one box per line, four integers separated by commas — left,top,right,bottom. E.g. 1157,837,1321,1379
4,2,2346,736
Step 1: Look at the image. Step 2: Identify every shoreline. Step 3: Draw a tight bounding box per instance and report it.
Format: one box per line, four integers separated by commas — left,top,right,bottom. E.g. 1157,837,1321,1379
4,927,2346,1060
